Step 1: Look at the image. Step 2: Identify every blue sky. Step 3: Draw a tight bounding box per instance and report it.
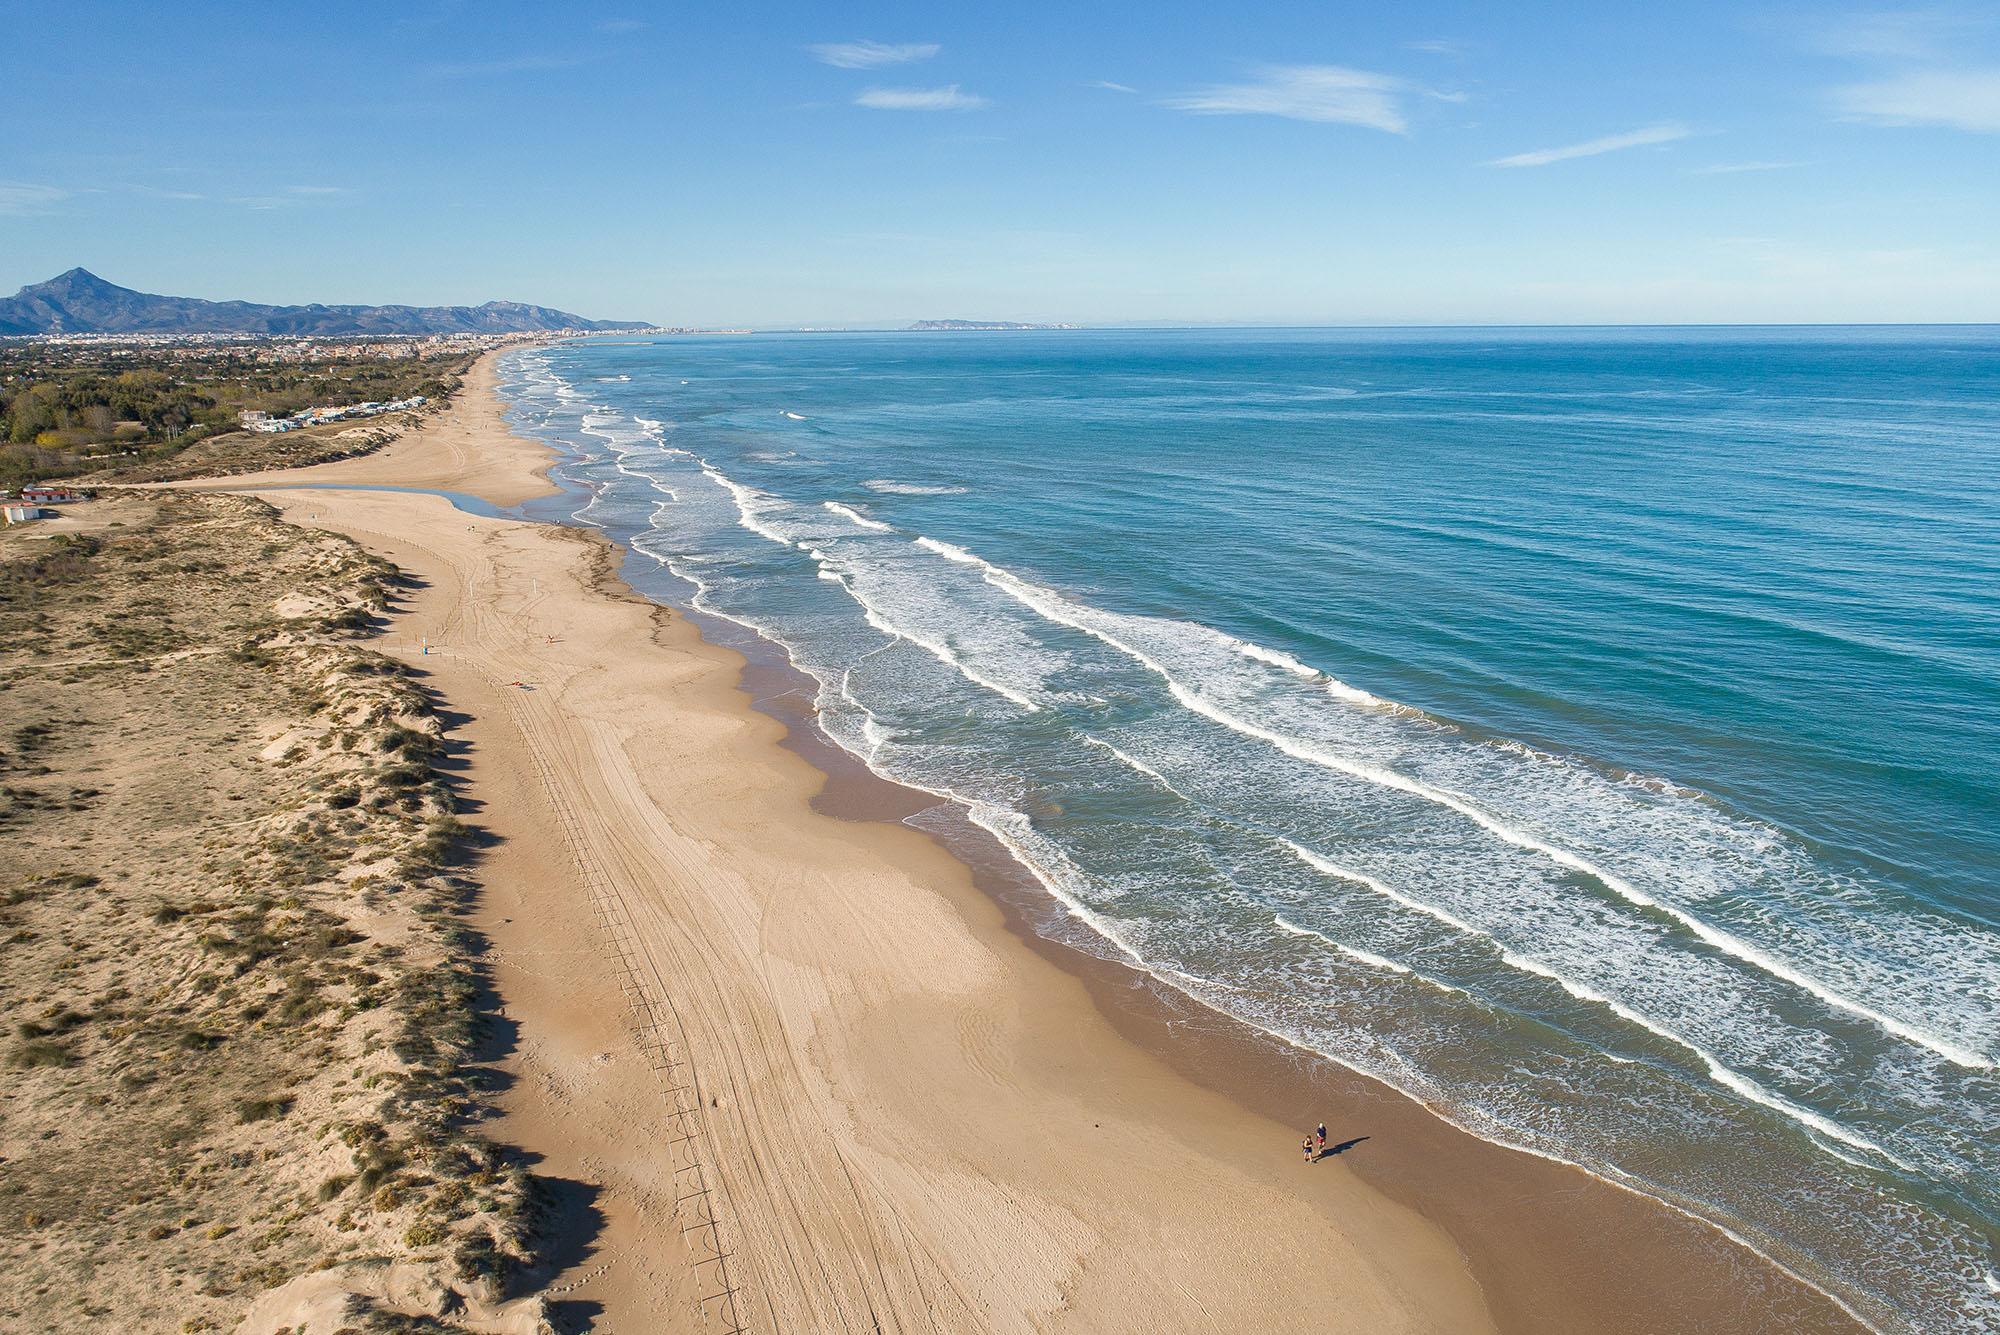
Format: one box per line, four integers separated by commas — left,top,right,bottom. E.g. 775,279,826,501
4,1,1998,326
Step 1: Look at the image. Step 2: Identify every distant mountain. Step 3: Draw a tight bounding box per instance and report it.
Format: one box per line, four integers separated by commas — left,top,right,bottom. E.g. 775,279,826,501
908,319,1077,331
0,268,650,337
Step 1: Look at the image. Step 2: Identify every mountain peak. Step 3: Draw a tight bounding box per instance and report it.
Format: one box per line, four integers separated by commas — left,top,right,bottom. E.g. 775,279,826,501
36,267,124,294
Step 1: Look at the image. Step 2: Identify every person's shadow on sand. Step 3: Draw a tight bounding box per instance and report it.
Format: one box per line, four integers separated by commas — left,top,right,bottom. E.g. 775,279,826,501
1310,1136,1371,1162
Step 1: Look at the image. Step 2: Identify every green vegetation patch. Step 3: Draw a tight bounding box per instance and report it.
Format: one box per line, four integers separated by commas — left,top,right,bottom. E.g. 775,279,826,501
0,341,473,487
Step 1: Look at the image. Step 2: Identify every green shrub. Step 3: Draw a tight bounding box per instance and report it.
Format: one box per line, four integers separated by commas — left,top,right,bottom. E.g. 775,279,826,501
403,1221,445,1248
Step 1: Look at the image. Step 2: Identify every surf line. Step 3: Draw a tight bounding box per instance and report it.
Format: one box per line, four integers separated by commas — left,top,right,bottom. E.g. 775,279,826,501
1272,913,1483,1003
881,761,1894,1335
1080,734,1194,801
913,534,1990,1071
1277,841,1914,1171
824,500,893,532
807,550,1040,713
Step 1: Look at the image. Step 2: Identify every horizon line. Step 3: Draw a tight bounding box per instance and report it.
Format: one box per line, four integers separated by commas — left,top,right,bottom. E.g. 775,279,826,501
639,319,2000,334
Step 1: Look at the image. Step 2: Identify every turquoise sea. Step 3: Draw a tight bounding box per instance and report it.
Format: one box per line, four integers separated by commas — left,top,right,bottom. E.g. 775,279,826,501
498,327,2000,1333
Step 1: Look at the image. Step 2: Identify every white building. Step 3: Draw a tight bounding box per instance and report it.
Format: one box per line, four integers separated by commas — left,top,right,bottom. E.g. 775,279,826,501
243,395,425,434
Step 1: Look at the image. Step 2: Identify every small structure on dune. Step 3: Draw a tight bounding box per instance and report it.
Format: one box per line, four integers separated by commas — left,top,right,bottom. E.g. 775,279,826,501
4,503,52,524
242,395,426,434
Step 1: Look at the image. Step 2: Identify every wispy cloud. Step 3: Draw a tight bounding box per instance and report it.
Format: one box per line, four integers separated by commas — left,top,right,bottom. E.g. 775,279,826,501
595,18,648,34
1807,10,2000,133
1163,65,1433,133
0,183,68,215
811,40,939,69
1405,39,1468,57
1688,159,1807,175
1830,67,2000,130
1487,122,1689,167
287,185,346,196
855,84,987,111
1089,80,1138,93
429,55,583,78
1810,10,1972,61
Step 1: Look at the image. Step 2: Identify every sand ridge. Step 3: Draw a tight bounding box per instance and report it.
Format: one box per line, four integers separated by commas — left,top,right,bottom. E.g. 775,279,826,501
0,491,554,1333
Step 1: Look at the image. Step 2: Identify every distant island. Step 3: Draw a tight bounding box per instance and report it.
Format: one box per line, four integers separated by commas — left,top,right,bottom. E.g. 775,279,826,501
908,319,1078,331
0,268,650,337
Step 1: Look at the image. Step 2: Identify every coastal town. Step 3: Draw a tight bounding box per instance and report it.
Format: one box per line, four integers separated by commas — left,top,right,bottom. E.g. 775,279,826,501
9,327,590,367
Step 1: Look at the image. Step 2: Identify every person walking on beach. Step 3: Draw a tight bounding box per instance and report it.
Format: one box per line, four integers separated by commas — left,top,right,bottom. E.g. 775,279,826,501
1316,1122,1327,1150
1302,1137,1315,1163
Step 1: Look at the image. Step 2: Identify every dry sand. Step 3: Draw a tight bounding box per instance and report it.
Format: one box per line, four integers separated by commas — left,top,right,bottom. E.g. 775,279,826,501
203,351,1865,1333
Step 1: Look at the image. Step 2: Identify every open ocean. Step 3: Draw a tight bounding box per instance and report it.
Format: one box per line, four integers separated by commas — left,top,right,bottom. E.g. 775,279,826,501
497,327,2000,1334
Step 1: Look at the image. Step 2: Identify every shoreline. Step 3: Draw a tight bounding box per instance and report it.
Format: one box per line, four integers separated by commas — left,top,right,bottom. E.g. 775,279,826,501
210,348,1869,1333
716,624,1879,1335
629,529,1877,1335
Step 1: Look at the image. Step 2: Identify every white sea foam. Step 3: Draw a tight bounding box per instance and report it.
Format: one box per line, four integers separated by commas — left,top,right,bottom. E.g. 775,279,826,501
1279,839,1481,937
823,501,893,532
808,556,1040,712
863,479,968,495
942,798,1262,1005
918,534,1991,1071
627,530,769,638
1275,839,1915,1170
1081,734,1189,798
1236,639,1322,680
603,434,1034,742
839,668,893,755
1236,641,1395,712
699,464,796,549
1275,913,1410,972
1271,914,1497,1005
783,410,808,420
914,536,979,564
899,777,1151,965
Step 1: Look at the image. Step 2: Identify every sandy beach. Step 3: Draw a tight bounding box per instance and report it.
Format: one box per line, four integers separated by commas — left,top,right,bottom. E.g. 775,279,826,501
203,351,1867,1333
